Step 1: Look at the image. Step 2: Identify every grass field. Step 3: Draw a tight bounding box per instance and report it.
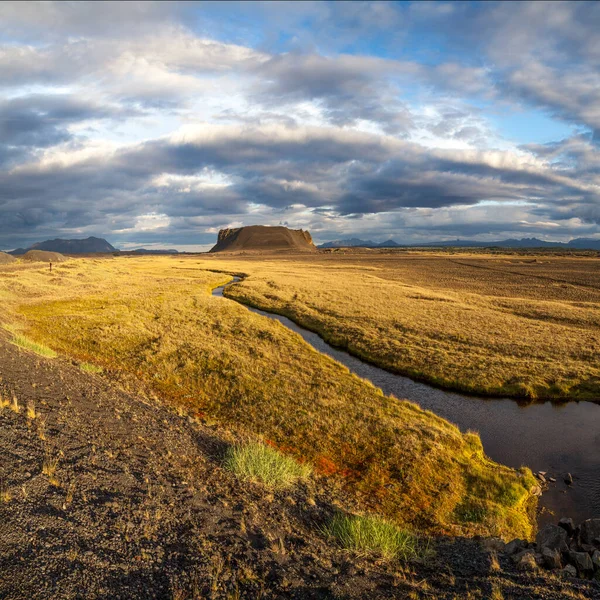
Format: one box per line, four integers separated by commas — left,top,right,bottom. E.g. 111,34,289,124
204,251,600,400
0,256,536,540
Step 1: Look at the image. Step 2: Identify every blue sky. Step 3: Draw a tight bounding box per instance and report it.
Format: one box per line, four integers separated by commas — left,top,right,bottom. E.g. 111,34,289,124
0,1,599,250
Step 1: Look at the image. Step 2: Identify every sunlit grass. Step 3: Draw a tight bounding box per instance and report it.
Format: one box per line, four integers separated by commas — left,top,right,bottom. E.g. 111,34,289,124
325,513,419,561
80,362,103,374
11,333,57,358
224,442,311,489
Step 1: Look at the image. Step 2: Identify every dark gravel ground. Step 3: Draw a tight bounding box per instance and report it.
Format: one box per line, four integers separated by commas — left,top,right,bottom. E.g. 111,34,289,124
1,335,599,599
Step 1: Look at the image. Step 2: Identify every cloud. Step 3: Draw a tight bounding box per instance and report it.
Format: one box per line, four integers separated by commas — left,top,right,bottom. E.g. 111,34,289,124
0,1,599,249
2,120,598,249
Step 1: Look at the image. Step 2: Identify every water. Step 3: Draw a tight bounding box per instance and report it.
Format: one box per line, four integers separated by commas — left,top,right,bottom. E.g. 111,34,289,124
214,279,600,525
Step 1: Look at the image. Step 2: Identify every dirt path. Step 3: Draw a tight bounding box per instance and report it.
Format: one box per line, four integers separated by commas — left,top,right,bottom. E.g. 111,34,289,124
1,334,598,599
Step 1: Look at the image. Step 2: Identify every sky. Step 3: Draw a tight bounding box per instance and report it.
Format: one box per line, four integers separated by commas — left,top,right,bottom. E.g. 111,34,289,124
1,1,599,251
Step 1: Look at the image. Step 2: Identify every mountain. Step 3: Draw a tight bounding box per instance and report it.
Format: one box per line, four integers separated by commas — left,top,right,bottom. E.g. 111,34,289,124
210,225,316,253
10,237,117,255
318,237,600,250
319,238,378,248
126,248,179,255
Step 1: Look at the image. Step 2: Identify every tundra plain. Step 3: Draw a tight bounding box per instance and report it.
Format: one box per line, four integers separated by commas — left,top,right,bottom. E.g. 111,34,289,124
213,250,600,401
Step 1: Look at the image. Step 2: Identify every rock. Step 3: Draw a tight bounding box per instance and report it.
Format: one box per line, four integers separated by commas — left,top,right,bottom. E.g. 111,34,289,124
505,539,526,555
561,564,577,578
515,551,538,571
538,471,547,476
570,551,594,575
581,543,596,554
542,546,562,569
536,473,546,483
536,524,568,553
534,552,545,566
530,484,543,496
548,477,556,483
591,550,600,570
565,473,573,485
558,518,575,536
580,519,600,546
482,538,505,553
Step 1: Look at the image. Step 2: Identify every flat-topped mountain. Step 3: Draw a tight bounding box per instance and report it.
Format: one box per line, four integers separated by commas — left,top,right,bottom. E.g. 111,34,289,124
10,236,116,255
210,225,316,253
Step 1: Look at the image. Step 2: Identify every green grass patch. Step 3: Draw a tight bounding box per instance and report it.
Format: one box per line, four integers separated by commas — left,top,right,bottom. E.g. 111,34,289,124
224,442,311,489
11,333,57,358
80,362,103,374
325,513,419,561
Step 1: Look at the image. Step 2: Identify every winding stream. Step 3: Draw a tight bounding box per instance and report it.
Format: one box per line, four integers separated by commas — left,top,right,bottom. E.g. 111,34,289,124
214,278,600,526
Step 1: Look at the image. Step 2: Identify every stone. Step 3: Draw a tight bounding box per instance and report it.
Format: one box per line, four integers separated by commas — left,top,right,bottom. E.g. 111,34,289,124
558,518,575,536
580,519,600,546
530,484,543,496
536,473,546,483
564,473,573,485
570,551,594,575
504,539,526,555
482,538,505,553
515,551,538,571
561,564,577,578
591,550,600,570
542,546,562,569
548,477,556,483
536,524,569,553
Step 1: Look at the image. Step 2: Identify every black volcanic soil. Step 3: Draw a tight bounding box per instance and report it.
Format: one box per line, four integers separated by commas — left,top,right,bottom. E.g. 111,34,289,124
1,334,599,599
210,226,316,253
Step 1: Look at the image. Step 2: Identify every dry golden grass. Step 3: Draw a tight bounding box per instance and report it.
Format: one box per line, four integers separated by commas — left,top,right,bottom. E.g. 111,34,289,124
0,255,536,539
205,252,600,400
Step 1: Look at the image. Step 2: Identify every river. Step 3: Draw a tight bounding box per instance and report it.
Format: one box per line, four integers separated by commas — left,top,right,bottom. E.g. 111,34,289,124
213,278,600,526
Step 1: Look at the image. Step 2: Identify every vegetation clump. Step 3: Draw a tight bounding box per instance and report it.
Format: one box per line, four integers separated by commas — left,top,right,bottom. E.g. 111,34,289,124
10,333,57,358
325,512,419,561
80,362,103,374
224,441,311,489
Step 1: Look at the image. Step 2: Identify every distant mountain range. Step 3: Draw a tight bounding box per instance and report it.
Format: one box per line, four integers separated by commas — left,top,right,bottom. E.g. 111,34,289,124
125,248,179,255
10,236,117,255
319,238,401,248
7,237,181,255
318,237,600,250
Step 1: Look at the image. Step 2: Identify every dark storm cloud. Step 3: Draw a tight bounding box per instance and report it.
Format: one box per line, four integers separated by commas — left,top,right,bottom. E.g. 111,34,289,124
2,122,598,249
0,94,136,148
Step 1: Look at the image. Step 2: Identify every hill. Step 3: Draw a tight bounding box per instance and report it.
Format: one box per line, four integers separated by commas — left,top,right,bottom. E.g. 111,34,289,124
0,251,15,264
10,237,116,255
210,225,316,253
21,250,67,263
